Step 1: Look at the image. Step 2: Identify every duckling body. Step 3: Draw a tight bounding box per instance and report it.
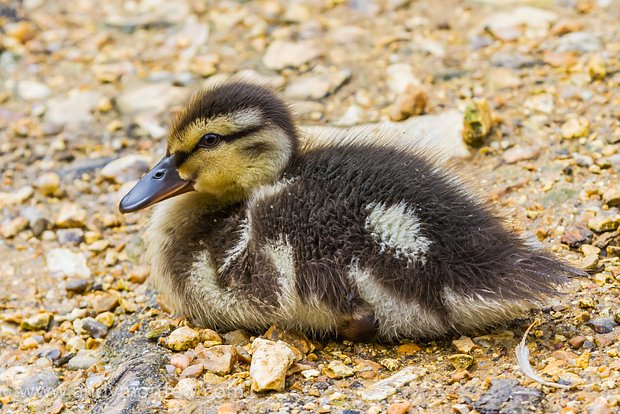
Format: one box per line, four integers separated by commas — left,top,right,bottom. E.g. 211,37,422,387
121,82,580,341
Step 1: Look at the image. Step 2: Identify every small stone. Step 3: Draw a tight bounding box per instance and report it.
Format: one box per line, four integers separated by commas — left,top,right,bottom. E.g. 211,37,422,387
569,335,586,349
386,63,420,94
284,68,351,101
561,117,590,139
163,327,201,351
263,325,313,354
447,354,474,370
390,84,428,121
586,397,612,414
189,54,220,77
217,402,241,414
128,265,150,283
575,351,590,368
480,7,557,41
17,80,51,101
588,55,607,81
89,292,119,313
602,188,620,207
65,278,88,293
44,91,101,131
387,401,411,414
262,40,321,70
170,354,191,371
20,370,59,398
180,364,204,378
554,32,602,53
116,83,188,117
21,313,52,331
581,254,599,271
173,378,201,399
452,336,477,353
301,369,320,379
6,21,37,43
95,312,115,328
222,329,250,346
0,186,34,208
66,336,86,352
249,338,296,392
396,342,422,355
579,297,597,309
55,204,88,228
67,350,99,370
324,360,355,379
197,345,237,375
81,317,109,339
146,324,173,341
360,367,427,401
586,318,617,334
502,145,540,164
560,226,594,248
57,228,84,245
462,99,492,147
0,217,29,238
588,216,620,233
101,155,151,184
474,379,543,414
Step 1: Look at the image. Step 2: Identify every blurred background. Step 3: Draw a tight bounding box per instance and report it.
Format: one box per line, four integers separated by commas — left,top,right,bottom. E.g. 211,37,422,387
1,0,620,412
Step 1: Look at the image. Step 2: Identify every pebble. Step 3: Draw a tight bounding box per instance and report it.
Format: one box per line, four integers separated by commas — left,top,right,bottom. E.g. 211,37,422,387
588,55,607,81
452,336,477,354
0,216,29,238
324,360,355,379
588,216,620,233
6,21,37,43
66,336,86,353
32,172,61,197
360,367,427,402
390,84,428,121
101,155,151,184
170,354,191,371
480,7,557,41
128,265,150,284
57,228,85,245
586,318,617,334
65,278,88,293
447,354,474,370
0,186,34,209
162,327,201,351
561,117,590,139
21,313,52,331
334,105,365,126
44,91,101,131
20,370,59,398
249,338,296,392
568,335,586,349
16,80,51,101
386,63,420,94
602,188,620,207
396,342,422,355
116,83,188,117
474,379,543,414
222,329,250,346
502,145,540,164
67,350,99,370
197,345,237,375
95,312,115,328
180,364,204,378
90,292,120,313
387,401,411,414
284,68,351,100
462,99,492,147
55,204,88,228
81,317,109,339
173,378,201,400
262,40,321,70
554,32,602,53
46,248,91,278
586,397,612,414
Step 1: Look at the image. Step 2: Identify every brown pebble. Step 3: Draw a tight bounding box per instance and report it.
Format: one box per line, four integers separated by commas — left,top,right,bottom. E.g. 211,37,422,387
170,354,191,371
180,363,204,378
568,335,586,349
390,84,428,121
217,402,241,414
128,265,150,284
387,401,411,414
396,342,422,355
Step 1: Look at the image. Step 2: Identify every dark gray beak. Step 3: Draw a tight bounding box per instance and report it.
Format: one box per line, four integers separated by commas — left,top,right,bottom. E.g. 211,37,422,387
119,154,194,213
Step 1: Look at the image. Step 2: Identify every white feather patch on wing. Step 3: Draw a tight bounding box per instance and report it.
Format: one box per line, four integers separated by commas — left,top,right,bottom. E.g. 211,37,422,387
365,201,432,265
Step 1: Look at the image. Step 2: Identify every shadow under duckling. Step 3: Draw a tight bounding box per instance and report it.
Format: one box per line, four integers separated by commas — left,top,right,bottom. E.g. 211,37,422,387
120,82,584,342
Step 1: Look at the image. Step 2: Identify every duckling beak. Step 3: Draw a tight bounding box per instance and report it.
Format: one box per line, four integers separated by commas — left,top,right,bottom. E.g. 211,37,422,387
119,154,194,213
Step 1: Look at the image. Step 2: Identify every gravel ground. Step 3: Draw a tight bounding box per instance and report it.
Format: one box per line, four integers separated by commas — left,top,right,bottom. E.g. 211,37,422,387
1,0,620,413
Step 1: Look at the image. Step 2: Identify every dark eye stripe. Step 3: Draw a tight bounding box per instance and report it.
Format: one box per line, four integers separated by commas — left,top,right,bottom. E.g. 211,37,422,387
174,124,265,168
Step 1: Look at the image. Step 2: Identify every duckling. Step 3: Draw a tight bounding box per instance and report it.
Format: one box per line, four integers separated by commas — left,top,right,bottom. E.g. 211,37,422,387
120,81,582,341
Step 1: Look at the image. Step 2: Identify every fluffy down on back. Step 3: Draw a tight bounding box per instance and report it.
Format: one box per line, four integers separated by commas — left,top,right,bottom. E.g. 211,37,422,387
120,81,583,342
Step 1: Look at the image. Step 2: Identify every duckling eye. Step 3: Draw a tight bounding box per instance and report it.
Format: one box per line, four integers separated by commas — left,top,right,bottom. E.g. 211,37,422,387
198,133,221,149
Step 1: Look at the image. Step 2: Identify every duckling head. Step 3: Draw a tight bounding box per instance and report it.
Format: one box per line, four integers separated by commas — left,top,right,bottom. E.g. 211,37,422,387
119,82,298,213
